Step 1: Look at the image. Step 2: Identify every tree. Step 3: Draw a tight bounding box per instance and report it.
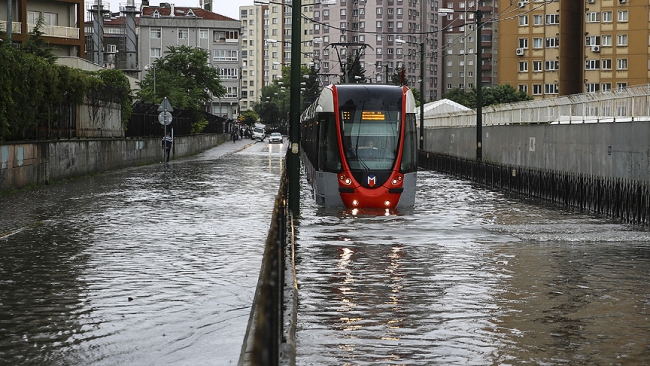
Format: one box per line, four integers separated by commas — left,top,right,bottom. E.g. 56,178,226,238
240,110,259,127
23,16,57,63
443,84,532,109
137,45,225,113
390,67,406,86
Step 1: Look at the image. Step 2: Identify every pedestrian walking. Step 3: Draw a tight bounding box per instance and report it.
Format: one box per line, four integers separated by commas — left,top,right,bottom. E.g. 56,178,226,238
162,132,173,162
232,130,237,143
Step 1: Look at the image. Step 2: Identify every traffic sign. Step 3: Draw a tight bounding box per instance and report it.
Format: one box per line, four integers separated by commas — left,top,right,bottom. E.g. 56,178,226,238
157,97,174,112
158,111,173,125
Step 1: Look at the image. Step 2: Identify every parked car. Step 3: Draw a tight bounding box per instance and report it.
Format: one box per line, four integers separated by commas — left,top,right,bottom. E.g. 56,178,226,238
252,127,266,141
268,132,283,144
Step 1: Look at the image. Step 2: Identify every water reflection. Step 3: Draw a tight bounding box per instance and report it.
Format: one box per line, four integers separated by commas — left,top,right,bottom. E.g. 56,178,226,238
295,171,650,365
0,144,284,365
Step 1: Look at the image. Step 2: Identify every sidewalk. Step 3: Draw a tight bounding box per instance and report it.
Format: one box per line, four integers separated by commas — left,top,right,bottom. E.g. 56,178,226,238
192,135,257,160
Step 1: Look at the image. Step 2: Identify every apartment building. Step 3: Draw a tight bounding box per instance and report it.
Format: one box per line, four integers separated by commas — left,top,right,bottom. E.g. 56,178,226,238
239,1,318,114
0,0,85,57
310,0,443,101
138,4,240,118
239,0,444,104
440,0,497,96
498,0,649,99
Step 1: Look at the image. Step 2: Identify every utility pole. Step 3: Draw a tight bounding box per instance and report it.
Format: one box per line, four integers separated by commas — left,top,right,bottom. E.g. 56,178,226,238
475,9,483,161
288,0,302,215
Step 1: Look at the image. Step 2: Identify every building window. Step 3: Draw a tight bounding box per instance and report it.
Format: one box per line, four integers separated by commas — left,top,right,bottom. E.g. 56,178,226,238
617,82,627,90
545,60,559,71
43,12,58,26
533,61,542,72
586,12,600,23
601,83,612,92
617,10,628,22
213,49,239,61
200,29,208,39
533,14,542,26
545,37,559,48
602,59,612,70
545,14,559,25
519,15,528,26
178,28,189,39
27,11,40,25
586,36,600,46
518,38,528,49
533,84,542,95
585,83,600,93
150,28,162,39
602,11,613,23
150,48,161,57
617,34,628,46
533,38,543,49
544,84,558,94
519,85,528,93
617,58,628,70
602,35,612,47
585,60,600,70
518,61,528,72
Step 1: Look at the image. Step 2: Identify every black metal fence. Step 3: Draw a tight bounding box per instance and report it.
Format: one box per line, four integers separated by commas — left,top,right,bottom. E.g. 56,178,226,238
127,101,231,137
419,151,650,226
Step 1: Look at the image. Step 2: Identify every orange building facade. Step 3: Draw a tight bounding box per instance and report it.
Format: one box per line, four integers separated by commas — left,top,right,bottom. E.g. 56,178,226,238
498,0,649,99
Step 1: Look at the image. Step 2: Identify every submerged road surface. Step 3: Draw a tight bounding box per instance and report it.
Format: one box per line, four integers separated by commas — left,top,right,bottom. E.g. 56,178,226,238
294,171,650,365
0,138,287,365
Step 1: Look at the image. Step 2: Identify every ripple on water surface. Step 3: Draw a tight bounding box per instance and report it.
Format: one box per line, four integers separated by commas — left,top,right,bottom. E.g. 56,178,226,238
295,171,650,365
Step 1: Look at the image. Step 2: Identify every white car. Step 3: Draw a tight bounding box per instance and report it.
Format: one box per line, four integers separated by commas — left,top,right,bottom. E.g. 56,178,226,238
268,132,283,144
252,127,265,141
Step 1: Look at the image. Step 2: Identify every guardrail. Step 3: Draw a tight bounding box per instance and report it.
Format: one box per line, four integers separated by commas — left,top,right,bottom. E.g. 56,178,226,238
240,156,291,366
425,84,650,127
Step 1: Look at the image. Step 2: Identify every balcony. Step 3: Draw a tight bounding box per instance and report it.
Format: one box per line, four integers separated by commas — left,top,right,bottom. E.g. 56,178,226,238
0,20,22,34
27,23,80,39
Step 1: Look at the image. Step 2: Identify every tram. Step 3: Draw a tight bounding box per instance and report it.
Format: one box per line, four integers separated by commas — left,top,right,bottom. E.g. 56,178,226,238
300,84,418,209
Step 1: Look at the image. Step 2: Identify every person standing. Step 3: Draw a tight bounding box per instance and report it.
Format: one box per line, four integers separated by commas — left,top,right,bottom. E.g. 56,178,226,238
162,132,173,162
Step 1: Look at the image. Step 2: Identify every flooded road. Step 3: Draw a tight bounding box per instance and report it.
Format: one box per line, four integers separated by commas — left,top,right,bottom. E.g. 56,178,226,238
0,139,286,365
294,171,650,365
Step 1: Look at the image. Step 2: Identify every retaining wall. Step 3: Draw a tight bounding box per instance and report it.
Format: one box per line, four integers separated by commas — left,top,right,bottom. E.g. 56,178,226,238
423,122,650,182
0,134,227,191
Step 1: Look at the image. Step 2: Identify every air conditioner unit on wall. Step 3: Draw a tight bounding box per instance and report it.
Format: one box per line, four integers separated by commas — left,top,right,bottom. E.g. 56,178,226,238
516,48,525,56
619,0,626,3
517,1,527,8
587,0,595,3
591,45,600,52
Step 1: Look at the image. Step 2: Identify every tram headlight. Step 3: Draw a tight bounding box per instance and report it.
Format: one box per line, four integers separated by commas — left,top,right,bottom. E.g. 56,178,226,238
339,174,352,185
384,200,391,207
352,199,359,207
391,174,404,185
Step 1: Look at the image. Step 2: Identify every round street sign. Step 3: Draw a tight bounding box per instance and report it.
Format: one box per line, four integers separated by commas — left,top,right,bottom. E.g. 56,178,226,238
158,111,173,125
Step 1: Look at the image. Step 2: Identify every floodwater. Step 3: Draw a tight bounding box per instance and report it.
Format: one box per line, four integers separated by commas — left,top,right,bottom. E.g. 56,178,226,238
294,171,650,365
0,139,285,365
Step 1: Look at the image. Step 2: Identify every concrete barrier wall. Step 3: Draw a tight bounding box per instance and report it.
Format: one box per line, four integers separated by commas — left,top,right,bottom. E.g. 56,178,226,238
423,122,650,182
0,134,227,191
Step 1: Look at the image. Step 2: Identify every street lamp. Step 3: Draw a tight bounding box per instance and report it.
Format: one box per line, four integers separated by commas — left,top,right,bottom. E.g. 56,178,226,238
439,7,483,160
396,38,425,150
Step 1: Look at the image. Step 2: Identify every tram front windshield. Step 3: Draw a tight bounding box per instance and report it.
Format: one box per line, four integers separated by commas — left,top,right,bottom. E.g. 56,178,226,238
340,102,401,171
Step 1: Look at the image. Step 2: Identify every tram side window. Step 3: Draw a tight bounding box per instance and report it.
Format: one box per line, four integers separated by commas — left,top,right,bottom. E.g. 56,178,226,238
401,114,417,172
319,114,342,172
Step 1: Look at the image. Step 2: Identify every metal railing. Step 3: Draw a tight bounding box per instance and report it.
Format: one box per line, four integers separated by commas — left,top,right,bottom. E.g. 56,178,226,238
425,84,650,127
243,161,290,366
